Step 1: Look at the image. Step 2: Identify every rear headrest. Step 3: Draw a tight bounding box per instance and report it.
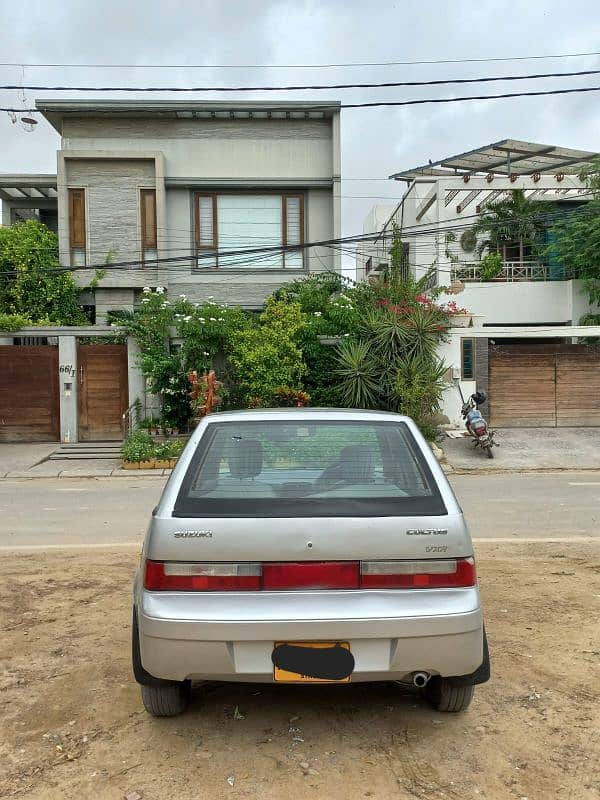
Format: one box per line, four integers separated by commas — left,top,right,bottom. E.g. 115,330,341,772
228,439,263,479
338,444,375,483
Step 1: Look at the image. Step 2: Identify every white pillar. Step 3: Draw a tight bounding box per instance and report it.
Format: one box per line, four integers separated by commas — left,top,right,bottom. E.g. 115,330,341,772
127,336,146,422
58,335,78,443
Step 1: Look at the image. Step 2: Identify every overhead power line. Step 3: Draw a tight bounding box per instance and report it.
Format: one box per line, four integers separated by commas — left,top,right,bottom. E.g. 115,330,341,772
4,84,600,115
0,50,599,69
0,203,591,277
2,68,600,92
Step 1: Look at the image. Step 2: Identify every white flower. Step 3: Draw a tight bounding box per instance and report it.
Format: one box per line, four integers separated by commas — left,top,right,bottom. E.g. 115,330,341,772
344,333,350,337
179,293,187,300
203,351,210,356
199,317,205,323
314,311,322,317
142,286,151,294
208,296,214,300
218,317,225,321
141,297,150,303
184,315,192,322
210,317,217,322
155,286,165,294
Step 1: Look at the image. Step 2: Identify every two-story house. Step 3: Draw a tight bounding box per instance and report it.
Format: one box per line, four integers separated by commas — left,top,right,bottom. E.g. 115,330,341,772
2,99,342,321
0,100,341,445
357,140,600,429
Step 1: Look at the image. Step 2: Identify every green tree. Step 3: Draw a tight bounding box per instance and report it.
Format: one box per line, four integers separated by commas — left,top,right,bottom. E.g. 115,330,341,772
229,298,307,406
0,220,86,325
546,158,600,304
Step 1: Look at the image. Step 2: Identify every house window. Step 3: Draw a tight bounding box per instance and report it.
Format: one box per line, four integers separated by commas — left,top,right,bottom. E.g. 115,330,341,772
365,257,372,275
68,188,86,266
461,338,475,380
140,189,157,263
194,193,304,269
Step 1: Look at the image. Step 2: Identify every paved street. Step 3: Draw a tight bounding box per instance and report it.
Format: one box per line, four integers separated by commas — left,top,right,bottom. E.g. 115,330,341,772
0,472,598,549
442,427,600,471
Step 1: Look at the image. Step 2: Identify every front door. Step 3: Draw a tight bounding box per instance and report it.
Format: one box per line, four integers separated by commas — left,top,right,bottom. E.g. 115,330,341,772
78,344,128,441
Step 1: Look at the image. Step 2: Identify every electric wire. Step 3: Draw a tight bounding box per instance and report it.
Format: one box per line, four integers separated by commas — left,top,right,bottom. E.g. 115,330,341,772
4,83,600,114
0,202,593,277
3,68,600,92
1,50,599,69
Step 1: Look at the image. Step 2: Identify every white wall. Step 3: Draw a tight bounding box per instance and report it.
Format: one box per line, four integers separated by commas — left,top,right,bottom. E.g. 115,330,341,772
457,280,597,325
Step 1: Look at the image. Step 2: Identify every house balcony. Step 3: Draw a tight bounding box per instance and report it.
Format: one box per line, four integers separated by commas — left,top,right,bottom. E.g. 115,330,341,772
451,261,551,283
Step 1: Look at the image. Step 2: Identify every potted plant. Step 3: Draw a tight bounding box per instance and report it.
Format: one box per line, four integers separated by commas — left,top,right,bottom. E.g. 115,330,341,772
442,301,472,328
121,430,156,469
153,441,172,470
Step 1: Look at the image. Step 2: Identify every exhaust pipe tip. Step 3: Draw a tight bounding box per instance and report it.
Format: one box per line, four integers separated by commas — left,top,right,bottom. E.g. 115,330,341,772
412,671,430,688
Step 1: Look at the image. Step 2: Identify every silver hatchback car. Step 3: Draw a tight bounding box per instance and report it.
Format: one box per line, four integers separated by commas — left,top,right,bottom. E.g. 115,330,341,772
132,409,489,716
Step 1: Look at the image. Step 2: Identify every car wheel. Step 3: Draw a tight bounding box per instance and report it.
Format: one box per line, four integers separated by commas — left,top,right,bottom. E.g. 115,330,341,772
424,677,474,712
140,681,191,717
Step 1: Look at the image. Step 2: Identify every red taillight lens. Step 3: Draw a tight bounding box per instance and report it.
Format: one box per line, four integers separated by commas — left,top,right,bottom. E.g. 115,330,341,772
360,558,476,589
144,558,477,591
144,560,261,591
262,561,360,590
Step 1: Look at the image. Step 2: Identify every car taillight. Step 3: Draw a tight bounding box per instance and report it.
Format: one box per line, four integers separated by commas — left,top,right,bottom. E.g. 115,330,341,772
262,562,360,590
143,558,476,591
360,558,476,589
144,560,261,591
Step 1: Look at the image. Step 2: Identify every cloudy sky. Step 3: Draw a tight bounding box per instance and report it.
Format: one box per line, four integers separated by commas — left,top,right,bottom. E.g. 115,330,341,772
1,0,599,269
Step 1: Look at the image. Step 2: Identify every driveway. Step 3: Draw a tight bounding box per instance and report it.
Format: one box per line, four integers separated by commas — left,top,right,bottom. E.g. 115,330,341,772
442,428,600,470
1,541,598,800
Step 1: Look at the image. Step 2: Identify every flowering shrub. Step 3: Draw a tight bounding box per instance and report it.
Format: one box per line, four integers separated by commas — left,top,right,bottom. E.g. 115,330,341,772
438,300,470,315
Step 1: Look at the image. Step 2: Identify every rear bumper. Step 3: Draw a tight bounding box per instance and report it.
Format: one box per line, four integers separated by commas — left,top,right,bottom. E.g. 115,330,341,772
136,587,485,683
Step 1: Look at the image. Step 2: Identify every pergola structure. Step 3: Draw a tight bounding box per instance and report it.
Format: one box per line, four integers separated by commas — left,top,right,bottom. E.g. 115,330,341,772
389,139,598,181
0,174,58,227
0,174,58,201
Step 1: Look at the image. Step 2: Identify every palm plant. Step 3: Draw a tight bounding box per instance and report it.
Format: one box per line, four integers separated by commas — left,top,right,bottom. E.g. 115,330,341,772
334,339,381,409
393,354,448,428
474,189,550,262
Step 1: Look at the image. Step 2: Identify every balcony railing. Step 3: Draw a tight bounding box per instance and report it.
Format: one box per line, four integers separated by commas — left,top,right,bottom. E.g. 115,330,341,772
451,261,549,283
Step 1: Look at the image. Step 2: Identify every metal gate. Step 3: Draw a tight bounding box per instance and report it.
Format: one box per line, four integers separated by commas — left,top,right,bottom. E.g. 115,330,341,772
0,345,60,441
489,345,600,427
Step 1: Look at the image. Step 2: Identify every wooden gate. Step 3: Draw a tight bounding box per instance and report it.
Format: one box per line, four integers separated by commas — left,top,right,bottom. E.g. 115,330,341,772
556,350,600,427
77,344,128,441
0,345,60,441
489,345,600,427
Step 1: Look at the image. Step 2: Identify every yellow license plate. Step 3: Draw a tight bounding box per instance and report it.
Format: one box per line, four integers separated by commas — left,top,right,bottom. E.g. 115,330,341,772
273,641,352,683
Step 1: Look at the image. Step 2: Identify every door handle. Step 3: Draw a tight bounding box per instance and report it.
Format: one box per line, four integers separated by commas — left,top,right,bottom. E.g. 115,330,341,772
79,365,83,385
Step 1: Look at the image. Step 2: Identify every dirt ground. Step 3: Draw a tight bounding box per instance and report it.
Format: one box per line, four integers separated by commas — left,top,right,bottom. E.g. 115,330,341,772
1,543,599,800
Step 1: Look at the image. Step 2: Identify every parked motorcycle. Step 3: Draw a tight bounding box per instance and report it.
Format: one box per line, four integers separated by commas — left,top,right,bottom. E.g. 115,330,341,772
459,389,496,459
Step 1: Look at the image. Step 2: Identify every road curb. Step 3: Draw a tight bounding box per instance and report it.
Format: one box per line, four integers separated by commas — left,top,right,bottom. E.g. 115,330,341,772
1,469,171,480
450,466,600,475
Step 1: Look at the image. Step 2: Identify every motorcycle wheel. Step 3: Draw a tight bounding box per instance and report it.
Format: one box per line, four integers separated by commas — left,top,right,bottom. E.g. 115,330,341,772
485,445,494,459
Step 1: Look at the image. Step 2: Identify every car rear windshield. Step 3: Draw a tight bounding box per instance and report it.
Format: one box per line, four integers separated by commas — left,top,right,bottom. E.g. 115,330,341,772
173,420,446,517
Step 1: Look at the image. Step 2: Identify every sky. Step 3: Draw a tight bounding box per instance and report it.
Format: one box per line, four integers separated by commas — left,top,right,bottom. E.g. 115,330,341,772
1,0,599,274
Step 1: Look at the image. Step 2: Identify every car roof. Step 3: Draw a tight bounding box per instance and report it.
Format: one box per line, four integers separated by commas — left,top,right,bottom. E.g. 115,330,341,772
202,408,413,423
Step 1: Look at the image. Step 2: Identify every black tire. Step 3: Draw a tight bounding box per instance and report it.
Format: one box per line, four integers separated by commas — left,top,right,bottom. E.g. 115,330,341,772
140,681,191,717
424,678,474,712
485,445,494,459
